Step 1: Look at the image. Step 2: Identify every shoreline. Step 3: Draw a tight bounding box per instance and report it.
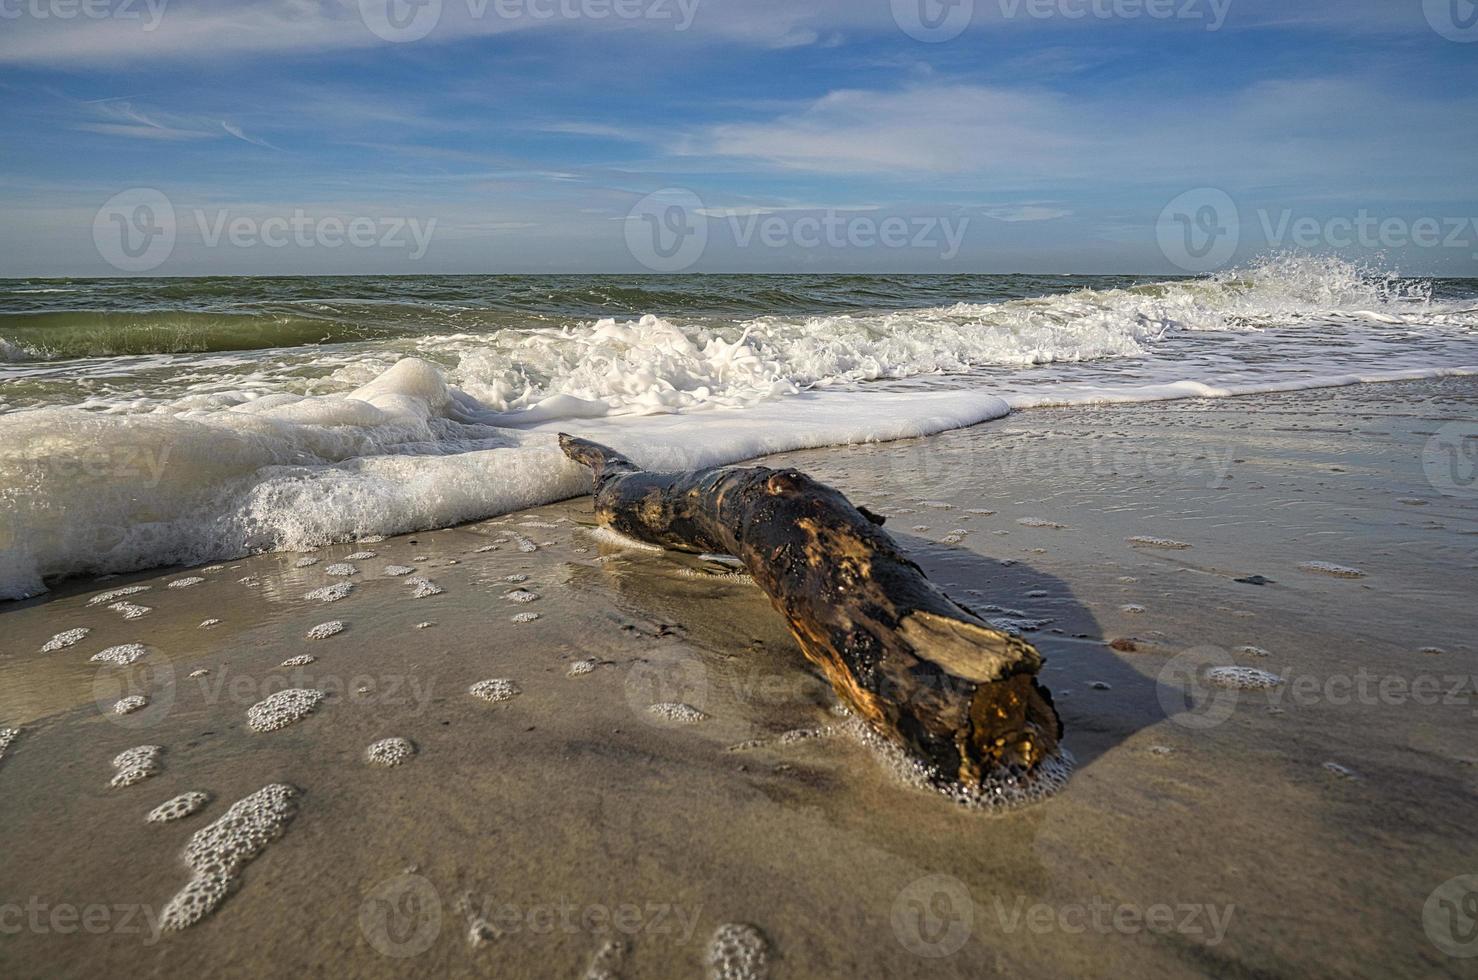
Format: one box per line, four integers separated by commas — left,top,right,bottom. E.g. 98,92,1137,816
1,377,1475,977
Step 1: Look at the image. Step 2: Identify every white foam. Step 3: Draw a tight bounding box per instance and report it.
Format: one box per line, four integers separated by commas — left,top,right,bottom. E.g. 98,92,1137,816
87,585,151,606
1297,561,1365,578
1206,666,1283,690
110,745,162,787
511,611,538,623
648,702,707,723
42,627,90,652
246,689,325,732
280,655,315,667
146,791,210,823
160,783,297,930
0,727,19,765
108,601,152,619
305,582,353,603
504,589,540,604
384,564,416,576
345,551,377,560
91,643,149,666
407,577,443,598
306,621,344,640
294,557,321,568
199,618,221,629
470,679,520,703
324,563,358,577
1127,536,1191,550
706,923,770,980
4,257,1476,601
114,695,148,715
568,658,600,676
366,737,416,766
168,576,205,589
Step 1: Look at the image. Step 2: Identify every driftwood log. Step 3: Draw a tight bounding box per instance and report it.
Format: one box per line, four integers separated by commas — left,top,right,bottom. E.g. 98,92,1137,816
560,434,1063,790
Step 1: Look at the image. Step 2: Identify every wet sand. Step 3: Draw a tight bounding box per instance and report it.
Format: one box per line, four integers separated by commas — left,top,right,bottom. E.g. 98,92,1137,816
2,378,1476,979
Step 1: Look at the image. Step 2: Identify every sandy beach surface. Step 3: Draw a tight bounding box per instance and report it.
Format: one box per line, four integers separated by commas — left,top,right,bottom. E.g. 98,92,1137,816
2,377,1475,979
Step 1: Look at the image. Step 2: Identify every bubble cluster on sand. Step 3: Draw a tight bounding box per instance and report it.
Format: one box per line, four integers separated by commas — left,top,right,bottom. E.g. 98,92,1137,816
1297,561,1365,578
305,582,354,603
114,695,149,715
110,745,163,787
1120,604,1146,614
1127,536,1192,550
511,612,539,623
199,618,221,629
325,563,358,577
147,791,210,824
475,544,499,553
505,574,529,583
568,658,600,677
648,702,707,723
706,923,770,980
294,556,321,568
1206,666,1282,690
239,575,261,588
108,601,152,620
189,668,210,678
504,589,540,604
306,621,344,640
280,655,315,667
1236,645,1271,658
92,643,149,666
0,727,20,764
1018,517,1068,529
345,551,377,560
88,585,151,606
470,679,520,703
407,577,443,598
366,737,416,766
415,622,434,629
512,534,539,553
42,627,90,652
359,535,386,544
159,783,298,931
384,564,416,576
1149,745,1174,756
1323,761,1357,779
168,577,205,589
246,689,326,732
841,716,1075,811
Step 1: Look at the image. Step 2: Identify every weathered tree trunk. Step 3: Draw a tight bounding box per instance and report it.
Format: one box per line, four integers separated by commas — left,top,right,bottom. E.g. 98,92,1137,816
559,434,1063,791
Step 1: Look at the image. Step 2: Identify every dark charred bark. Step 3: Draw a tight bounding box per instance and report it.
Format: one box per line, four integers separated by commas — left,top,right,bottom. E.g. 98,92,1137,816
559,434,1063,789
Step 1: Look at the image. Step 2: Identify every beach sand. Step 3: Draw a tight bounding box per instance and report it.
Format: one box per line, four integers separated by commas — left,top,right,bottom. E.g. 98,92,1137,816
1,378,1475,978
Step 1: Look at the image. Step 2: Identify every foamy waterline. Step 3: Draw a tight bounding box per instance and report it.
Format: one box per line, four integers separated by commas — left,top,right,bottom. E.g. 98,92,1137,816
2,257,1476,599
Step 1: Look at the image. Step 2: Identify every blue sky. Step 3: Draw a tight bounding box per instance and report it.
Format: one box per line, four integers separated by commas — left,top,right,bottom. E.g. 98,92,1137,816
1,0,1476,276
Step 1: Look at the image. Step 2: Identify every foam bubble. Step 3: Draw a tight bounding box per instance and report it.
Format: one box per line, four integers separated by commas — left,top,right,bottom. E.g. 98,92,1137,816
504,589,540,604
306,621,344,640
1120,604,1146,614
648,702,707,723
0,727,19,765
415,621,434,629
114,695,149,715
384,564,416,576
91,643,148,666
706,923,770,980
345,551,377,560
246,689,326,732
324,563,358,577
1297,561,1365,578
407,577,443,598
108,601,152,620
1206,666,1283,690
366,737,416,766
505,573,529,583
1323,761,1358,779
168,576,205,589
1236,645,1271,657
1018,518,1068,528
160,783,298,930
199,618,221,629
42,627,90,652
110,745,163,787
280,655,315,667
512,535,539,553
511,611,539,623
1127,536,1191,550
146,791,210,824
294,557,321,568
568,658,600,676
88,585,151,606
469,679,520,703
305,582,354,603
189,668,210,677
